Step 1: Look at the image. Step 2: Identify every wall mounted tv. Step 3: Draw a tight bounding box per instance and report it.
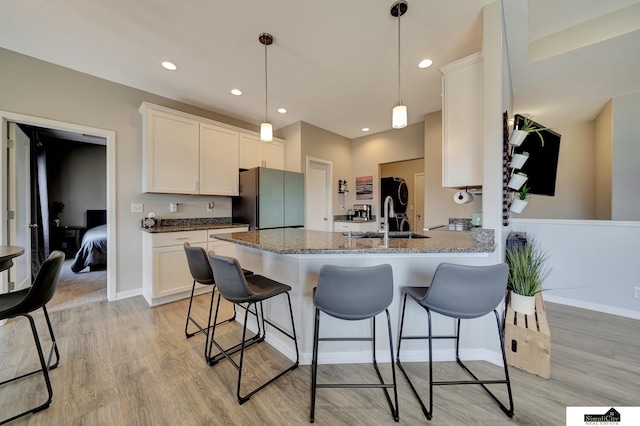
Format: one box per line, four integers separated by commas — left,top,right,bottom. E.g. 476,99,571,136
512,114,561,196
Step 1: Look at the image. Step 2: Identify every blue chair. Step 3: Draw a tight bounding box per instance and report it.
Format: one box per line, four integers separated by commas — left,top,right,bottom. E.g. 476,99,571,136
310,264,399,423
0,251,65,425
396,262,514,420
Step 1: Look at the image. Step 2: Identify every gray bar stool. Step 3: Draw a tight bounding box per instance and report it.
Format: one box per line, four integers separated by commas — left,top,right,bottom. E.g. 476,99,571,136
0,250,65,425
207,252,299,404
396,262,514,420
183,243,252,361
310,264,399,423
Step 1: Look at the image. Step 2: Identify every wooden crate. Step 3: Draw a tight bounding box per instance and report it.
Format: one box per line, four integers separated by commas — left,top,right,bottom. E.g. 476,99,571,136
504,292,551,378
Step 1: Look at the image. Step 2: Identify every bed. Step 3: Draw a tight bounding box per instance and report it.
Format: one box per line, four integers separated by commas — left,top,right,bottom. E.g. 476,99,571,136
71,210,107,273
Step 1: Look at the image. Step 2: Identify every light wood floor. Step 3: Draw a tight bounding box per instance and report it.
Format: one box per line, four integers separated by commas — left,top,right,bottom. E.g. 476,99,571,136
1,293,638,425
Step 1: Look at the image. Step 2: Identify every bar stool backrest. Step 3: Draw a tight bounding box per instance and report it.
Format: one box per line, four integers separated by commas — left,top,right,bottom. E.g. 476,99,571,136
421,263,509,319
314,264,393,321
184,242,215,285
207,253,254,302
1,250,65,319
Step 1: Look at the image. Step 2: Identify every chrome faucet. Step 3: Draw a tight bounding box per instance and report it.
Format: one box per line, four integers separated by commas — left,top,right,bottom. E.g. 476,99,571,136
383,195,395,248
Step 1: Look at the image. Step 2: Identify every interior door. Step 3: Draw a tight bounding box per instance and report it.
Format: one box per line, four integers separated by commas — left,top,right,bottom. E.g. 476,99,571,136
2,122,31,293
414,173,425,232
306,158,331,231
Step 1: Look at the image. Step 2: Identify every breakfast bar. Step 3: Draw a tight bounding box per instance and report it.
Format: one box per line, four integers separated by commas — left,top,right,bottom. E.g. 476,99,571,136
213,228,505,366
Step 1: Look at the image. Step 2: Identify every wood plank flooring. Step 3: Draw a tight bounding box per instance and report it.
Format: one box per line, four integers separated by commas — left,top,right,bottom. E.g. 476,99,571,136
1,293,638,425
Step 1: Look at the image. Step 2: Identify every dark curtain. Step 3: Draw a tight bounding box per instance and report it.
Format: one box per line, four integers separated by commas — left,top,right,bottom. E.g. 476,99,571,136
29,130,49,279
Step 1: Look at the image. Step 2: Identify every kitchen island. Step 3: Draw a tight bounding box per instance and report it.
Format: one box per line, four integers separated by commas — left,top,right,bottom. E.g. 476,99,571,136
212,228,504,366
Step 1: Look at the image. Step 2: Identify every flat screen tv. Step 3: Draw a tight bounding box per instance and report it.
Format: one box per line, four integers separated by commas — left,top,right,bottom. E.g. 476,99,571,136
512,114,561,196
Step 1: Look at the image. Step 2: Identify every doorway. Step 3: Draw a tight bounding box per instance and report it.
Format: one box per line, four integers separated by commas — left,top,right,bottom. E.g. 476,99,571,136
1,111,116,300
305,157,332,231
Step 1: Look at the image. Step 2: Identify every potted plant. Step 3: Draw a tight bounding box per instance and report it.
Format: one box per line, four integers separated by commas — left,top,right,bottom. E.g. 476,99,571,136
507,171,528,190
509,151,529,170
509,184,530,214
509,116,550,147
505,239,550,315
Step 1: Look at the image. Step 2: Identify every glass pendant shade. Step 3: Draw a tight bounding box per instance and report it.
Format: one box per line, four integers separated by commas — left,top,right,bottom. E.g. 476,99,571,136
260,122,273,141
392,104,407,129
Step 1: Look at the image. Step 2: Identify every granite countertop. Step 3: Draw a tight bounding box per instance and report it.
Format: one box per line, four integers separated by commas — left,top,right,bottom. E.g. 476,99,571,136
141,217,249,233
211,228,494,255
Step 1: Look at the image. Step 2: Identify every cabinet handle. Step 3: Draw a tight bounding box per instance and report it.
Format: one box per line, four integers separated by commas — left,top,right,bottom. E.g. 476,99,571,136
174,237,189,240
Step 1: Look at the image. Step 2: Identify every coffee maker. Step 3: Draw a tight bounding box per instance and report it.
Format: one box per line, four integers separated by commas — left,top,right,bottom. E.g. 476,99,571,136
353,204,371,220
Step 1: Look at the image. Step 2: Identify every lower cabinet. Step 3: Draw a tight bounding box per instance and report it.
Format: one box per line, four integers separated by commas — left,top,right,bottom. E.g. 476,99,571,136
142,227,248,306
333,221,378,233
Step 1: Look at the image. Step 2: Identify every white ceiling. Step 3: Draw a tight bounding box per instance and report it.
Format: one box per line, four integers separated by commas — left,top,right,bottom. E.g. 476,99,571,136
1,0,639,139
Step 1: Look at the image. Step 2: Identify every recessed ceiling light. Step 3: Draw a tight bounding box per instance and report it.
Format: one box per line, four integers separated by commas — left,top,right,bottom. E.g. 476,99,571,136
418,59,433,69
161,61,177,71
277,108,287,114
231,89,242,96
362,127,370,132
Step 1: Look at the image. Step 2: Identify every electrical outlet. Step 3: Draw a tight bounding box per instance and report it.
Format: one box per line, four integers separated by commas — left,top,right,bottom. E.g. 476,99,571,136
207,201,215,212
131,203,143,213
634,287,640,299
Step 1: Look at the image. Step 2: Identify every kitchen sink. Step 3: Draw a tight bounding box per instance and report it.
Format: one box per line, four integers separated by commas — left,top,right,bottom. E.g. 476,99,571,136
341,231,429,239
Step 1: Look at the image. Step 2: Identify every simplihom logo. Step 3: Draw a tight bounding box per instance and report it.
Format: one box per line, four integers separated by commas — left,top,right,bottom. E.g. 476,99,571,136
584,407,621,424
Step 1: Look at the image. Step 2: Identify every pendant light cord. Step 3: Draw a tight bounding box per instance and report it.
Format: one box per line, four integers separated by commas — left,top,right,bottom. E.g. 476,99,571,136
397,2,401,105
264,42,269,123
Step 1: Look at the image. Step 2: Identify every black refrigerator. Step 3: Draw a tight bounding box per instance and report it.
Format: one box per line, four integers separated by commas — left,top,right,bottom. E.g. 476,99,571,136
233,167,304,230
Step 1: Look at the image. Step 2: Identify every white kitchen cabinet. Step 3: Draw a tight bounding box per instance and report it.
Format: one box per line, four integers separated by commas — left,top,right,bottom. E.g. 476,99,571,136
141,102,259,196
200,123,239,196
141,106,200,194
333,221,377,233
239,134,284,170
440,52,483,187
142,227,247,306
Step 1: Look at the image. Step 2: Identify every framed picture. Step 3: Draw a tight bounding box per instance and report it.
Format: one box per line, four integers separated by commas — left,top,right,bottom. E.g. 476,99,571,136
356,175,373,200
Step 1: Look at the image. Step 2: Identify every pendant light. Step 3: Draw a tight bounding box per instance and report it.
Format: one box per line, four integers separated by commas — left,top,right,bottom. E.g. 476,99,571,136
259,33,273,141
391,1,408,129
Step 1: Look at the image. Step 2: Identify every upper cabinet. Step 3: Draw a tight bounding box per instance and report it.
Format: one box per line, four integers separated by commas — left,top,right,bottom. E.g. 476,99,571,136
140,102,285,195
440,52,483,188
239,134,284,170
200,123,239,196
140,107,200,194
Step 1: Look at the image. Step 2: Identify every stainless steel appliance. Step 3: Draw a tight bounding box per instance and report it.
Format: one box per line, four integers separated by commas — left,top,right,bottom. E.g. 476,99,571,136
380,177,409,231
353,204,371,220
233,167,304,230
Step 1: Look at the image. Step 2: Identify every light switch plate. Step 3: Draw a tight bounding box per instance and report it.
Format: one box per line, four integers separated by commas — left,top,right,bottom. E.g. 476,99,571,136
131,203,143,213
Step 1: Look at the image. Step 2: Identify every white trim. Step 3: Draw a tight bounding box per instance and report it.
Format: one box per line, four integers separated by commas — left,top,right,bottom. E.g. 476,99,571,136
0,110,117,301
512,218,640,227
115,288,143,301
544,294,640,321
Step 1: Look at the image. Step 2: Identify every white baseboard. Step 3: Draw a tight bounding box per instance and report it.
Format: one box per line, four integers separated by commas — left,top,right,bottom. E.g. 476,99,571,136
544,294,640,320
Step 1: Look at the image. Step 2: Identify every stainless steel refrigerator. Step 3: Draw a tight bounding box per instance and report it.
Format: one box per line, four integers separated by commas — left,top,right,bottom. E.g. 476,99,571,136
232,167,304,230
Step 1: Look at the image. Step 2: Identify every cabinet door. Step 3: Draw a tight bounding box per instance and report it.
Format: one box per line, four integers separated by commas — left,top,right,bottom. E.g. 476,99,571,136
441,52,483,187
263,140,284,169
200,123,239,196
152,242,207,298
143,109,200,193
208,240,237,257
239,134,264,169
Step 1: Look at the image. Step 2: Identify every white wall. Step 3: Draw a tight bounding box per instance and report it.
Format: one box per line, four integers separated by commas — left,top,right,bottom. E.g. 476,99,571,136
594,100,613,219
512,219,640,319
612,91,640,220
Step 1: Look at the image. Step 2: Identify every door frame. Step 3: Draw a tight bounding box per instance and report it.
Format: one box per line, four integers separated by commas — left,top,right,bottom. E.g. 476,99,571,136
1,110,117,301
414,172,425,232
305,156,332,231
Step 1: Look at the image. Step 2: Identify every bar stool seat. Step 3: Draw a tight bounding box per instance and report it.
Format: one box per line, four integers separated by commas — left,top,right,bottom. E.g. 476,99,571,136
183,242,252,362
310,264,399,423
396,262,514,420
207,252,299,404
